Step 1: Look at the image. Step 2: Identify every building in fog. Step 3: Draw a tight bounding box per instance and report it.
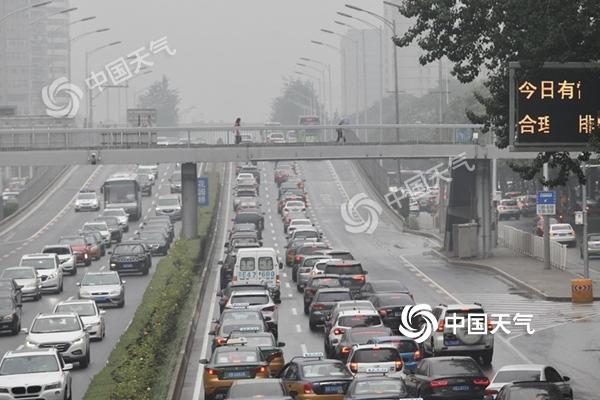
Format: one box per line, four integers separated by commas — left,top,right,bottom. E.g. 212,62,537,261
0,0,70,115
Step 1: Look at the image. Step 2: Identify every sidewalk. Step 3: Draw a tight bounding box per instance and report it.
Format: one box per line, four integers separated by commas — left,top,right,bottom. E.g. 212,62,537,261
405,214,600,301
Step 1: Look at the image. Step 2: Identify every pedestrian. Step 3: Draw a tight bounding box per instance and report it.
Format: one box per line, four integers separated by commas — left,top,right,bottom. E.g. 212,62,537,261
234,117,242,144
336,117,346,143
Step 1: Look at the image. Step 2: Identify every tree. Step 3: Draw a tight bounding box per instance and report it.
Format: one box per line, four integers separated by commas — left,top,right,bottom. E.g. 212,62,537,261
392,0,600,186
271,78,322,124
138,75,180,126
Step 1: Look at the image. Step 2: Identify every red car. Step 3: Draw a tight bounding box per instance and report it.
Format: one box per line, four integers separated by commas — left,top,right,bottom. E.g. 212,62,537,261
59,236,92,266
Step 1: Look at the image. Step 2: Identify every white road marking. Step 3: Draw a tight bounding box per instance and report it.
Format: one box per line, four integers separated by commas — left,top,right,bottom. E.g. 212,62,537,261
285,282,291,289
300,344,308,354
292,308,298,316
99,266,106,271
67,296,74,301
295,324,302,333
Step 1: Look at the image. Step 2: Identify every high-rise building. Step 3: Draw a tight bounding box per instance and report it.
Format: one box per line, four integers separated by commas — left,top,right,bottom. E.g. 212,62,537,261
0,0,70,115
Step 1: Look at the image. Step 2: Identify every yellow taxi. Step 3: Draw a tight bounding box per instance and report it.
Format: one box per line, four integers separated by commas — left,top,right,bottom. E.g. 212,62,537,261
228,331,286,376
278,353,354,399
200,340,270,400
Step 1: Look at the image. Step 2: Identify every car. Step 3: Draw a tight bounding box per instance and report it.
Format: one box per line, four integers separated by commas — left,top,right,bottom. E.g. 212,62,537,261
266,132,287,144
422,303,494,365
486,364,572,399
367,336,423,374
294,255,330,285
324,301,378,335
59,235,93,265
224,289,280,334
282,200,306,217
233,210,265,237
303,275,343,314
355,280,412,300
169,170,182,193
24,312,91,368
497,199,521,220
346,344,403,376
0,267,41,300
308,288,353,331
77,271,126,308
218,282,269,313
138,173,153,196
155,194,182,221
533,217,559,237
232,247,282,302
240,133,254,143
109,243,152,275
549,223,576,247
365,293,416,331
140,222,172,245
404,356,489,400
278,353,354,400
286,218,313,234
0,280,23,308
19,253,63,294
0,296,21,335
323,261,368,295
0,348,72,400
82,221,111,247
238,164,261,184
144,216,175,239
41,244,77,275
94,215,123,243
335,327,394,362
494,381,564,400
324,309,383,359
233,189,259,211
288,242,330,269
343,374,410,400
199,343,270,399
236,172,257,185
53,299,105,341
101,208,130,232
580,233,600,258
226,378,291,399
283,211,309,233
81,232,104,259
517,195,537,216
226,332,286,377
210,309,271,349
133,230,170,257
287,228,322,244
74,190,100,211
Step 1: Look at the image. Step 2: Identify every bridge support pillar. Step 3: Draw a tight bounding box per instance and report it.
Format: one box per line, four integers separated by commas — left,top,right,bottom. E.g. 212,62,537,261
181,162,198,239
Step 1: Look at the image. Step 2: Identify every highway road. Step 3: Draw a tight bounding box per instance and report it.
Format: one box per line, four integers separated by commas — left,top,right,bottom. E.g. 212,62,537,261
0,163,179,400
181,160,600,400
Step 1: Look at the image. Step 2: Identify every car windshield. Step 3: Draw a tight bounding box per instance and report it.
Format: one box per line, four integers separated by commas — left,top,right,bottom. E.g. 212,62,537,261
501,200,517,206
113,245,145,255
214,350,258,364
338,315,381,328
589,235,600,242
551,224,572,231
43,247,70,255
78,193,96,200
231,294,269,305
158,197,179,206
31,316,81,333
382,339,419,353
103,209,125,217
55,303,96,317
353,379,406,395
291,219,311,226
84,223,106,231
222,311,262,322
507,388,554,399
302,363,351,378
0,355,59,375
431,359,482,376
2,268,35,279
81,274,120,286
494,370,541,383
237,190,256,197
353,348,399,363
286,201,304,207
317,292,352,302
60,237,85,245
376,294,415,306
21,258,54,270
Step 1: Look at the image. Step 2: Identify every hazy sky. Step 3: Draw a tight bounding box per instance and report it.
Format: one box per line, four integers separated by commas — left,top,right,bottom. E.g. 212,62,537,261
70,0,386,124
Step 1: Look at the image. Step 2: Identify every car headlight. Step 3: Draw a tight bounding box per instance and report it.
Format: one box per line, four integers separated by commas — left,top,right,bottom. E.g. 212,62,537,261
110,263,117,267
2,315,13,321
73,337,84,345
26,340,38,347
79,291,90,297
44,382,61,390
109,289,122,295
47,273,56,279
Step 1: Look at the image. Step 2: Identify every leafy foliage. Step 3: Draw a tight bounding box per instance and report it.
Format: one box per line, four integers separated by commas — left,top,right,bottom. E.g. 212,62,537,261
392,0,600,186
138,75,180,126
271,78,322,124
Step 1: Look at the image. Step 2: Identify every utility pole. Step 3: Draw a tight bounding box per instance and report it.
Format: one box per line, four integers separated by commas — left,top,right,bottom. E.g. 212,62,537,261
543,163,551,269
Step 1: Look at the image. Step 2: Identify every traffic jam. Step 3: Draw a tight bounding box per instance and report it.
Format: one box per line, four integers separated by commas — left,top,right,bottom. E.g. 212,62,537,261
203,161,575,400
0,164,180,399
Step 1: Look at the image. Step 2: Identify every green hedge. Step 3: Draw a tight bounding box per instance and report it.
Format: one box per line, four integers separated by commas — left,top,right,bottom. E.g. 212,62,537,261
2,202,18,218
84,171,219,400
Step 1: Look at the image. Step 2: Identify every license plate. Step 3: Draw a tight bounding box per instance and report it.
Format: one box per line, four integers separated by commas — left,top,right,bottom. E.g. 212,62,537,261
224,371,249,379
96,297,108,302
393,312,402,317
445,339,460,346
323,385,343,394
452,385,470,391
123,263,133,269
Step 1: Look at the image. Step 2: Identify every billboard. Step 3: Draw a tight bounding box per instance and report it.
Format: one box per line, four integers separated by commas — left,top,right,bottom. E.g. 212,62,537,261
509,62,600,151
127,108,157,128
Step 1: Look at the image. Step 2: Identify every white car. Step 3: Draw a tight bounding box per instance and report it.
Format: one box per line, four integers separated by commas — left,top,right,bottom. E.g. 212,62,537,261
325,308,383,358
101,208,129,232
25,313,91,368
267,132,286,144
138,163,158,179
41,245,76,276
74,190,100,212
287,218,312,234
81,221,111,246
225,289,279,326
288,228,321,242
54,300,106,341
345,344,403,376
549,223,577,247
0,267,41,301
497,199,521,220
155,194,182,221
282,200,306,217
486,364,573,399
19,254,63,294
136,165,156,183
0,348,72,400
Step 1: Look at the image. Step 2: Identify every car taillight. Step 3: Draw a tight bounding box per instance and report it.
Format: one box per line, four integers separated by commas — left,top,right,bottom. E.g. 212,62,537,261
333,328,345,335
474,377,490,386
487,317,493,332
352,275,365,282
215,337,226,346
222,296,229,304
349,362,358,373
232,276,238,282
437,319,445,332
311,303,324,310
295,256,302,262
394,360,403,371
430,379,449,388
268,351,283,361
84,253,89,259
207,368,219,375
340,346,350,354
413,350,422,360
378,309,387,317
276,275,280,284
255,366,267,374
305,288,314,295
262,306,276,312
303,383,313,394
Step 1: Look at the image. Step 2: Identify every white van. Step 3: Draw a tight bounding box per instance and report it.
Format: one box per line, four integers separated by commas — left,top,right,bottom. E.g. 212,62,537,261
232,248,283,301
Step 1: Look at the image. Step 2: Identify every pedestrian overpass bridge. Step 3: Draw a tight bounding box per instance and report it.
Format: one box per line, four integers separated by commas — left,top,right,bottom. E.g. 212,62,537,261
0,123,538,166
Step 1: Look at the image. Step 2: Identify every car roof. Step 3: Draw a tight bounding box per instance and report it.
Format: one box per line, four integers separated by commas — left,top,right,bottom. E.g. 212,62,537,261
442,303,485,311
84,271,119,276
316,287,351,293
326,260,362,266
36,312,79,319
55,299,96,306
351,343,398,351
231,290,270,296
158,194,180,200
4,348,59,358
338,309,378,316
21,253,54,258
496,364,546,371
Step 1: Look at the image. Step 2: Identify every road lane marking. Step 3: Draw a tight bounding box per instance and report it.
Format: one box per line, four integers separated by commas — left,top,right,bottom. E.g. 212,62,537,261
295,324,302,333
285,282,291,289
292,308,298,315
67,296,73,301
301,344,308,354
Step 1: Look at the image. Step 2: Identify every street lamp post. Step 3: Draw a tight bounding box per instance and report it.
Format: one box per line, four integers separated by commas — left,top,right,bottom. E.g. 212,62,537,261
295,71,323,122
0,1,52,25
300,57,333,123
85,40,122,128
297,62,327,120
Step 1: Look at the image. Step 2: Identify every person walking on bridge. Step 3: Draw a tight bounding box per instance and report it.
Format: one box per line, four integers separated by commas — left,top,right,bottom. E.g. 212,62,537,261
336,117,347,143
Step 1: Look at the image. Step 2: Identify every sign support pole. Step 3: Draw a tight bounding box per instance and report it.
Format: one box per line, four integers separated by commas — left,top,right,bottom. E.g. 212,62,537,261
543,163,551,269
583,165,589,279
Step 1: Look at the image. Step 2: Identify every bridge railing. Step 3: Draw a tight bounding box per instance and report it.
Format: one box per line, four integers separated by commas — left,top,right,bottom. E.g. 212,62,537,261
0,124,488,151
498,224,567,270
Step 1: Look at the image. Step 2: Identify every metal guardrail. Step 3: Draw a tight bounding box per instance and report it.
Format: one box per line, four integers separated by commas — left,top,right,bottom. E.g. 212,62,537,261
0,124,489,150
498,224,567,270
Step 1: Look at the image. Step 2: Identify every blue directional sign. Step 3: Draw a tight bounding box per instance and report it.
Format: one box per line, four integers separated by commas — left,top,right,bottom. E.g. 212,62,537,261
536,191,556,215
197,177,209,207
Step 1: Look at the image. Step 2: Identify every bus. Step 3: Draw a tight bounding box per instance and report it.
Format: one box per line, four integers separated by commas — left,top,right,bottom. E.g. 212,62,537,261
297,115,321,142
101,172,142,221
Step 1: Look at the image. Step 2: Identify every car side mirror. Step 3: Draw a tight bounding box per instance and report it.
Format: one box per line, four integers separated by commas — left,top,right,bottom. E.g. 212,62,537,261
224,243,229,248
259,241,264,246
217,260,224,265
75,282,81,287
21,328,28,334
16,284,23,290
279,262,283,270
198,359,208,364
208,330,216,336
107,251,112,255
278,342,286,347
275,298,282,305
405,368,415,375
17,304,22,308
63,363,74,371
563,376,570,382
100,310,106,315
